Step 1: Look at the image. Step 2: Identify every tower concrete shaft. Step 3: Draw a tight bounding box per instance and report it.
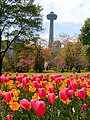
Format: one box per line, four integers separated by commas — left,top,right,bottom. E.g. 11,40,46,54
47,12,57,47
49,20,53,44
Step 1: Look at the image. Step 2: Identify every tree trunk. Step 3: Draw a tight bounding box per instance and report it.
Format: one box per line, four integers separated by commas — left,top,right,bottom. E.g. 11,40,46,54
0,31,2,76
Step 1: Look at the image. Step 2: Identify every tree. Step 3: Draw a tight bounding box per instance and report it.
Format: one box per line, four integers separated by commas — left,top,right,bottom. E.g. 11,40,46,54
79,18,90,70
79,18,90,45
59,41,88,70
0,0,43,75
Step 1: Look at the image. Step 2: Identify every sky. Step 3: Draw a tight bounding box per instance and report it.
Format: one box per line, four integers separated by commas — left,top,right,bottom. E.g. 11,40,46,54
34,0,90,42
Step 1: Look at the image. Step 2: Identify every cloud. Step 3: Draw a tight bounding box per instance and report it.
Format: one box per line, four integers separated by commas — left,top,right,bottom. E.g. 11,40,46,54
34,0,90,24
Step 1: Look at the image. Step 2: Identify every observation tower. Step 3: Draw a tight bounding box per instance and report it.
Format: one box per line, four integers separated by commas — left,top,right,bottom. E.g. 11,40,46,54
47,11,57,47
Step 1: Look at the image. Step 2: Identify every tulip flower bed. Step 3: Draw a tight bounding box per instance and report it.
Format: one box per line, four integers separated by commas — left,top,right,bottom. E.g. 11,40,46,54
0,72,90,120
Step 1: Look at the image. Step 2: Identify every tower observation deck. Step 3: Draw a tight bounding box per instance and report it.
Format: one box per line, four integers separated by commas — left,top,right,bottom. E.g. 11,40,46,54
47,12,57,47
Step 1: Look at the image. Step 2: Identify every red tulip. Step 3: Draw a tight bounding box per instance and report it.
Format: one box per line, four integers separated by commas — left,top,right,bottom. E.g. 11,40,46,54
33,81,40,89
6,114,12,120
48,85,55,93
78,88,86,99
68,90,75,98
59,90,68,101
34,101,46,117
75,74,78,79
80,77,84,82
4,92,12,103
48,93,56,104
38,88,46,98
82,103,88,110
66,79,71,84
20,99,30,110
41,81,46,87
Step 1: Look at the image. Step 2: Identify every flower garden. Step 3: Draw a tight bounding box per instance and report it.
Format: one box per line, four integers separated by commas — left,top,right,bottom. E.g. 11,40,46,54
0,72,90,120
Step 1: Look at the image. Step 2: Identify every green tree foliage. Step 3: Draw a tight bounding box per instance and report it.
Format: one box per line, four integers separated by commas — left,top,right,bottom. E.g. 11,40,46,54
79,18,90,45
79,18,90,70
59,41,88,70
0,0,43,75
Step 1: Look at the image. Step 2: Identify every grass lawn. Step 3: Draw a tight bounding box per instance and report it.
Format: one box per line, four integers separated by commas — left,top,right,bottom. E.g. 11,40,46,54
6,70,90,78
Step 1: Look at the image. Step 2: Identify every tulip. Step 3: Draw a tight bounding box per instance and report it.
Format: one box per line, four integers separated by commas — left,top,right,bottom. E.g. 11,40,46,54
20,99,30,110
59,90,68,101
81,82,86,88
48,85,55,93
34,101,46,117
48,93,56,104
55,77,60,83
82,103,88,110
4,92,12,103
38,88,46,98
68,90,75,98
75,74,78,79
70,74,73,77
44,74,49,79
60,76,65,81
16,76,22,82
69,82,78,91
6,114,12,120
0,76,5,83
31,99,37,109
66,79,71,84
78,88,86,99
36,78,40,83
41,81,46,87
33,81,40,89
22,77,29,87
88,80,90,86
80,77,84,82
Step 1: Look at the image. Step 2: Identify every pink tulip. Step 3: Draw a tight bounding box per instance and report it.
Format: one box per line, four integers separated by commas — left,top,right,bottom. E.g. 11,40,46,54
38,88,46,98
48,93,56,104
59,90,68,101
82,103,88,110
55,77,60,83
88,80,90,86
69,82,78,91
0,90,2,97
33,81,40,89
22,77,29,87
78,88,86,99
31,99,37,109
81,82,86,88
60,76,65,81
49,85,55,93
34,101,46,117
5,77,9,82
20,99,30,110
4,92,12,103
6,114,12,120
16,76,22,82
36,78,40,83
68,90,75,98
